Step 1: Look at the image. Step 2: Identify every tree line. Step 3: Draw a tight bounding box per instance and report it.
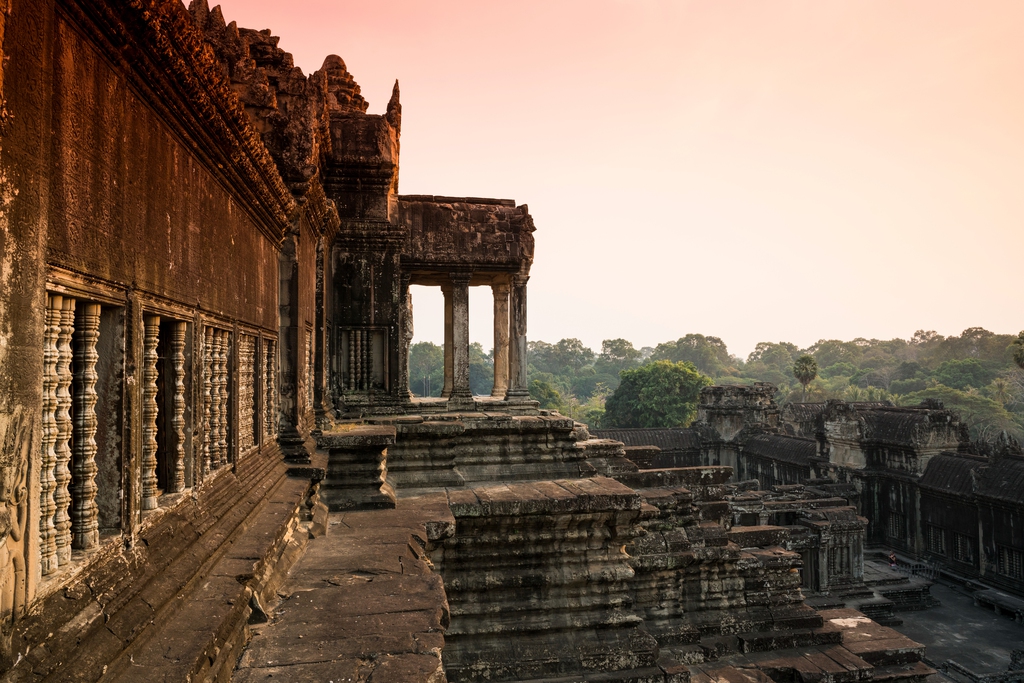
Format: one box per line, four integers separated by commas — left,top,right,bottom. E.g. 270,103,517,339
408,328,1024,443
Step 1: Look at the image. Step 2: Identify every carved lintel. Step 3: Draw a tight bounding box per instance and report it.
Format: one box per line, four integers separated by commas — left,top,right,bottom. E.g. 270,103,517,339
40,295,60,575
72,303,100,550
141,315,160,510
54,297,75,564
169,321,187,493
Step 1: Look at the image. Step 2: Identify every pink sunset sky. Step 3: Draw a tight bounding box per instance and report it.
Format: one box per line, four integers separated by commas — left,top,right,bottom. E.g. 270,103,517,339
209,0,1024,358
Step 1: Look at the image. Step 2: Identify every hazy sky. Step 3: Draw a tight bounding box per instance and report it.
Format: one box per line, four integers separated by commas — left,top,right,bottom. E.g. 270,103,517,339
210,0,1024,359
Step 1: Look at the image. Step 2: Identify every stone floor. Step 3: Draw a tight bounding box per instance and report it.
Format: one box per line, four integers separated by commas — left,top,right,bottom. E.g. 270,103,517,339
234,496,453,682
890,580,1023,676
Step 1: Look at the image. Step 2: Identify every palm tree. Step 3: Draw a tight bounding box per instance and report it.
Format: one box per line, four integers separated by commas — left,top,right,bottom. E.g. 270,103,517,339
792,354,818,402
989,377,1011,405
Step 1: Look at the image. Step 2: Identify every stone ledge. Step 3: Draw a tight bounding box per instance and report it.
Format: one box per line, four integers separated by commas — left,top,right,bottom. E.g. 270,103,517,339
445,477,641,518
316,423,397,448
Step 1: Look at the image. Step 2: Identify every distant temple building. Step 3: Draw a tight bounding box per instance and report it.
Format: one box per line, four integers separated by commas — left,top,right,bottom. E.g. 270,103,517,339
599,387,1024,599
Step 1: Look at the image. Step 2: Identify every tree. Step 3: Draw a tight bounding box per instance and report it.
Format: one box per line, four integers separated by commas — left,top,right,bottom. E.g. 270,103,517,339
651,334,733,377
594,338,641,384
933,358,996,392
900,385,1021,442
792,354,818,402
1012,331,1024,370
409,342,444,397
469,342,494,396
529,379,566,412
603,360,712,428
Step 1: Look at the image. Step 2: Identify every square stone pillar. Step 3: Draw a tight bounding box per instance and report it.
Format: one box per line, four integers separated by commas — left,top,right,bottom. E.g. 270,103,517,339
397,274,414,400
441,284,453,398
505,275,530,400
449,273,473,404
491,282,510,397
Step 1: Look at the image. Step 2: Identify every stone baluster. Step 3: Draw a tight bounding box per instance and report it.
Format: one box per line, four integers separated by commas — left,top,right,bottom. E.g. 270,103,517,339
141,315,160,510
441,285,453,398
449,273,473,403
238,334,254,453
169,321,186,493
40,295,60,575
505,275,530,400
264,339,277,439
216,330,229,467
491,282,510,398
72,303,101,550
346,330,355,391
53,296,75,564
202,326,213,476
354,330,362,391
306,333,314,403
211,329,223,469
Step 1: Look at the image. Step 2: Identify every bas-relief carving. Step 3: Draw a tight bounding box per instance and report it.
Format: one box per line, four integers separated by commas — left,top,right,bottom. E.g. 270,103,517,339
0,409,32,623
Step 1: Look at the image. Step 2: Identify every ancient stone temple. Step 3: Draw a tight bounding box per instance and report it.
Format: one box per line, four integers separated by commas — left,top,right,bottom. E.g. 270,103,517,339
0,1,940,681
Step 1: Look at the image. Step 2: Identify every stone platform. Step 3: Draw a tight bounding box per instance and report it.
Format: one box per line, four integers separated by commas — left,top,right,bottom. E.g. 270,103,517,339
234,497,454,682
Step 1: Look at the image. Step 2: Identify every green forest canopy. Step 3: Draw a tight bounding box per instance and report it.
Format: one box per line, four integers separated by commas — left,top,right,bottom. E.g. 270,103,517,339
408,328,1024,441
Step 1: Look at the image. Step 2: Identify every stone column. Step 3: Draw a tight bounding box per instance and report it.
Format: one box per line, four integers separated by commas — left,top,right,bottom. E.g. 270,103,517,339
505,275,530,400
398,274,414,400
141,315,160,511
491,282,510,397
449,273,473,403
441,284,453,398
